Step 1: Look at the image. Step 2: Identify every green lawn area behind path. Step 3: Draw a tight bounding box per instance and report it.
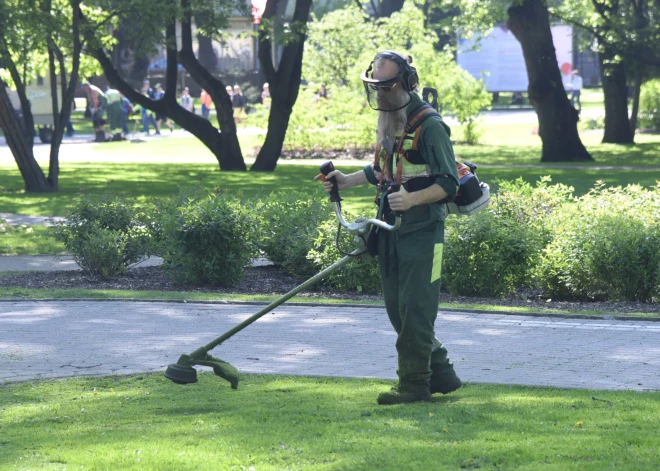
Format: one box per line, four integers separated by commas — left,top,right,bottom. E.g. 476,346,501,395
1,159,660,218
1,123,659,256
0,374,658,471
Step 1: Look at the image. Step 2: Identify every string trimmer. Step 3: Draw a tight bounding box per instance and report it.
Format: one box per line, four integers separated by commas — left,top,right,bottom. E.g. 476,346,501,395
164,161,401,389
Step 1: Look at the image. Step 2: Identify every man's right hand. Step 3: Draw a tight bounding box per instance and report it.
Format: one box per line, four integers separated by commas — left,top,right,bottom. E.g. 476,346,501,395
313,169,348,192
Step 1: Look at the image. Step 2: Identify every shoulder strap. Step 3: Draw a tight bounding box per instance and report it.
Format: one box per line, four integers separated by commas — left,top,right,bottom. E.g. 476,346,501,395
404,104,441,135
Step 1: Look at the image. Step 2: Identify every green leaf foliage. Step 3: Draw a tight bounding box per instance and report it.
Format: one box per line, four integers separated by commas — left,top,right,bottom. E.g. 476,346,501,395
639,79,660,131
52,194,151,278
443,177,572,298
297,2,491,148
539,183,660,302
153,188,260,287
258,189,333,279
307,212,382,294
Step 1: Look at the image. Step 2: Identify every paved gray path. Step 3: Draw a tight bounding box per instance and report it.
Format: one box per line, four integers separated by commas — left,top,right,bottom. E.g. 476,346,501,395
1,301,658,391
0,255,164,272
0,213,65,226
0,255,273,271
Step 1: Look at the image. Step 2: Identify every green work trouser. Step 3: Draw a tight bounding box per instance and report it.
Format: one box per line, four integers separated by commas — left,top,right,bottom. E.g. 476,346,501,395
378,220,452,390
106,102,123,130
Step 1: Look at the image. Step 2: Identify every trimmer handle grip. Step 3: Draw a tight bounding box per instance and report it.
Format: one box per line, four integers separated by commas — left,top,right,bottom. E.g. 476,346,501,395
388,183,403,217
320,161,343,203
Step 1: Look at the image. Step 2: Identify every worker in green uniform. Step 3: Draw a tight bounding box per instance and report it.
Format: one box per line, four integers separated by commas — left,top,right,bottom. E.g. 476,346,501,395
315,51,462,405
104,87,123,133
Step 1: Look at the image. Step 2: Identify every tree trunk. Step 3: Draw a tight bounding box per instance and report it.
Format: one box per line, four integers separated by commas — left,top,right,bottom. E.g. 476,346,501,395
129,55,151,88
47,47,60,189
251,0,313,172
179,2,246,171
379,0,405,17
426,3,460,52
599,52,634,143
89,19,247,171
507,0,593,162
255,97,294,172
0,86,53,192
196,34,217,71
629,70,642,136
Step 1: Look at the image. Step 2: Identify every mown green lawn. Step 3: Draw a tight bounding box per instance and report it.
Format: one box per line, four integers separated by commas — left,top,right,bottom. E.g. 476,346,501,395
0,225,64,255
0,374,658,471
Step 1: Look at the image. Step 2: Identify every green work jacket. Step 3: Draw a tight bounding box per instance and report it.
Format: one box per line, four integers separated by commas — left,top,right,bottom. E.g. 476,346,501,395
363,93,459,235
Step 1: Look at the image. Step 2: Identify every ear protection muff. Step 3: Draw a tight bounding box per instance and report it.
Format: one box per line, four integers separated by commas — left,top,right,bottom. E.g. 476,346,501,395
364,50,419,92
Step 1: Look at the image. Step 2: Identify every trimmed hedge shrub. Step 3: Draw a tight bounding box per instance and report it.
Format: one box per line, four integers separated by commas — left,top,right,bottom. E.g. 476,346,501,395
443,178,571,298
258,190,332,279
639,79,660,130
155,189,260,287
539,184,660,302
53,194,150,278
443,210,540,298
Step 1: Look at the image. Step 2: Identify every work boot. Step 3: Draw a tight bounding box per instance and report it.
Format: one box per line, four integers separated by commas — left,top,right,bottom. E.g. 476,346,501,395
377,384,431,405
429,365,462,395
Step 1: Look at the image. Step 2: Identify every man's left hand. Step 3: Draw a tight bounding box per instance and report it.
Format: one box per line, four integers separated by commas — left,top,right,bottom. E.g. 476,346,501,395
387,185,414,212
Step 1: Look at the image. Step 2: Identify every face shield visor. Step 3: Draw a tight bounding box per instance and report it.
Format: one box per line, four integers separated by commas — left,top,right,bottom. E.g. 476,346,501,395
361,69,412,112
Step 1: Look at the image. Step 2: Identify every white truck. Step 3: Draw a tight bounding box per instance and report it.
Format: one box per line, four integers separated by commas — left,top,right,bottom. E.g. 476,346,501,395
6,76,63,143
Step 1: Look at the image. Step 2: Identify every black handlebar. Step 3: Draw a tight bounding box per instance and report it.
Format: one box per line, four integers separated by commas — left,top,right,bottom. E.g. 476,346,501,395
388,183,403,217
320,161,343,203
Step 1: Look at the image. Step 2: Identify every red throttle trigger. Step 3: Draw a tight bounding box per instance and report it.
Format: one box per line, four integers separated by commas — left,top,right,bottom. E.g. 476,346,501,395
320,161,343,203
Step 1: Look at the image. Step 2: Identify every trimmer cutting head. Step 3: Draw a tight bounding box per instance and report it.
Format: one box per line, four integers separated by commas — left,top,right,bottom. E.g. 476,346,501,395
165,361,198,385
164,353,239,389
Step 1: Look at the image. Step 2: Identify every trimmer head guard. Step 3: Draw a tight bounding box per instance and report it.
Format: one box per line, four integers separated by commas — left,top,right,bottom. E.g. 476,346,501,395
164,362,198,385
165,353,239,389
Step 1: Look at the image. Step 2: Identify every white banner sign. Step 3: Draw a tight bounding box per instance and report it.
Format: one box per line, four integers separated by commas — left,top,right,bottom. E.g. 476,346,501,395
457,25,574,93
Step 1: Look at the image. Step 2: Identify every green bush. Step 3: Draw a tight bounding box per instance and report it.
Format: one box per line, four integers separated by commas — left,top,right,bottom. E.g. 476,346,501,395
155,189,259,287
71,224,131,279
639,79,660,130
443,211,541,298
289,3,490,150
539,183,660,302
53,194,150,278
258,190,332,279
307,212,382,294
443,178,571,298
578,116,605,131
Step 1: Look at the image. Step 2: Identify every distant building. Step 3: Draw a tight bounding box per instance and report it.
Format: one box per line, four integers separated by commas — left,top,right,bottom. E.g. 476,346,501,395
148,0,267,73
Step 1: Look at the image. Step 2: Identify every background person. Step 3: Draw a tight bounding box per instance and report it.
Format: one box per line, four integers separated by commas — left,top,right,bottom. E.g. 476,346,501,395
232,84,246,127
200,88,213,120
153,83,174,134
82,81,107,141
261,82,271,108
120,93,132,136
104,86,123,132
570,69,583,112
180,87,194,113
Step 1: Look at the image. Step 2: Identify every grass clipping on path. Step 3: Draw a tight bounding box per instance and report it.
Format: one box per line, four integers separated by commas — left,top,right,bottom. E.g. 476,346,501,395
1,374,658,470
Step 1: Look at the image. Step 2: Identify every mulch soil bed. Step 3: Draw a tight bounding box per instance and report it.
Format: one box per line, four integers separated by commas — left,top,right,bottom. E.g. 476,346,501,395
1,265,659,316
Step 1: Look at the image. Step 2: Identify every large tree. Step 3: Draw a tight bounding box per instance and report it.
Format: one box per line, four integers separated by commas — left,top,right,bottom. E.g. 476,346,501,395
507,0,592,161
551,0,660,143
84,0,248,171
0,0,87,192
251,0,313,171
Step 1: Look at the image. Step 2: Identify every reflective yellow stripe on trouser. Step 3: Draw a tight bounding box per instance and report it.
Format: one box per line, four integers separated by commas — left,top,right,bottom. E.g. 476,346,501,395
431,243,443,283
